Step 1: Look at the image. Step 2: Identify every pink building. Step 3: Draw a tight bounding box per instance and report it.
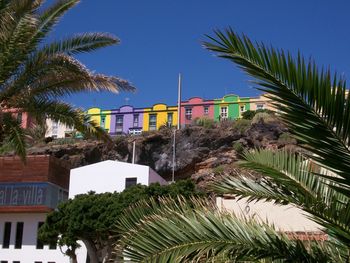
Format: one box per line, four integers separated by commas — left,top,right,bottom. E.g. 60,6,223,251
180,97,214,126
3,109,33,129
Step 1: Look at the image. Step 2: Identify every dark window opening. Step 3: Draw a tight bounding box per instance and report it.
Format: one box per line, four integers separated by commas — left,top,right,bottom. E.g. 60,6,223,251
15,222,23,249
125,178,137,189
2,222,11,249
36,222,44,249
49,242,57,250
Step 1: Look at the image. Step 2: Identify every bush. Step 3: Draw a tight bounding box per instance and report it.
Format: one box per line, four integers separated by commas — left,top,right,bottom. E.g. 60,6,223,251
278,132,297,145
49,137,82,145
251,112,275,124
232,119,251,133
195,117,215,128
213,165,225,174
242,109,274,120
232,141,244,154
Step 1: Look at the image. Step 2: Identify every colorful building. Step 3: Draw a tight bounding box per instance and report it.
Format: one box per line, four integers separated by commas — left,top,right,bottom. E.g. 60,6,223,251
180,97,214,126
143,103,178,131
44,93,274,138
87,108,111,132
4,108,34,129
249,94,275,111
110,105,144,135
214,94,250,121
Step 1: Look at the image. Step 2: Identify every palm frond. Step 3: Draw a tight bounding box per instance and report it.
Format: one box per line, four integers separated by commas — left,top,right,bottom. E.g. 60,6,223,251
210,149,350,246
2,112,26,160
19,99,111,142
36,0,79,38
204,29,350,187
117,197,344,263
40,32,119,55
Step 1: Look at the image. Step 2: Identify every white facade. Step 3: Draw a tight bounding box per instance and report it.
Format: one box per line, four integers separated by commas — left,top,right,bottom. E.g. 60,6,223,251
45,119,73,139
0,213,71,263
69,160,168,198
217,197,321,231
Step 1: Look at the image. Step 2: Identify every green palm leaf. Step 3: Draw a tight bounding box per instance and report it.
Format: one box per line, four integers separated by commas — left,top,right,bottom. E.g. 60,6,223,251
204,29,350,188
2,112,26,160
116,197,344,263
210,149,350,246
0,0,134,158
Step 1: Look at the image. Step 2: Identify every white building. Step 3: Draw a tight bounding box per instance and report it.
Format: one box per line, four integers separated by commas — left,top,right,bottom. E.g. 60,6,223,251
217,197,321,232
45,119,74,139
69,160,167,262
69,160,167,198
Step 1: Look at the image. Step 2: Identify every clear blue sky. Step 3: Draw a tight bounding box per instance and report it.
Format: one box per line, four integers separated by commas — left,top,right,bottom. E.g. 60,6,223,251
50,0,350,110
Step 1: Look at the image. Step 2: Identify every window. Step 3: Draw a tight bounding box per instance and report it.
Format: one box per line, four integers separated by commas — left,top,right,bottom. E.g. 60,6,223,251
167,113,173,127
204,107,209,115
220,107,228,120
49,242,57,250
14,222,23,249
17,112,22,124
52,121,58,136
101,116,106,128
240,105,246,113
36,222,44,249
185,108,192,120
116,116,123,133
2,222,11,249
125,178,137,189
256,104,264,110
149,114,157,131
133,114,139,127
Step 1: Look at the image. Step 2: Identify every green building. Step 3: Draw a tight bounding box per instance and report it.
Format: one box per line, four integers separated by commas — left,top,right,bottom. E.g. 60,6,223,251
214,94,250,121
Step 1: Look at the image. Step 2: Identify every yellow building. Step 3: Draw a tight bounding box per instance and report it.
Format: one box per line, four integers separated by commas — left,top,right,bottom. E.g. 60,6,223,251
87,108,111,132
143,104,178,131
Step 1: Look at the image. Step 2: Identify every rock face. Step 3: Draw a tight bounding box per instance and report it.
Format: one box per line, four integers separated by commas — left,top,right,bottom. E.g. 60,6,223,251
21,119,294,182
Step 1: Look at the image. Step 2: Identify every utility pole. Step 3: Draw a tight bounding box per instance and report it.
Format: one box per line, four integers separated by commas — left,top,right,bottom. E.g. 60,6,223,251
132,141,136,164
177,73,182,130
172,129,176,183
172,73,182,182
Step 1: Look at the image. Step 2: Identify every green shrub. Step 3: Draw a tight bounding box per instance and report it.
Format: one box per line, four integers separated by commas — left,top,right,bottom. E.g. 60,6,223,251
232,119,251,133
251,112,275,124
195,117,215,128
278,132,297,145
49,138,82,145
242,109,274,120
232,141,244,154
213,165,225,174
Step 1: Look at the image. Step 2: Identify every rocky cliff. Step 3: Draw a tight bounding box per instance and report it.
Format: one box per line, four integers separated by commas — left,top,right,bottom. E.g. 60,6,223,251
23,117,297,184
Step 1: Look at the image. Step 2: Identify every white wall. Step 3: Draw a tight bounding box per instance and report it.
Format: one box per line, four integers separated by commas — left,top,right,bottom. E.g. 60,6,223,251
217,197,321,231
69,161,166,198
46,119,73,138
0,213,69,263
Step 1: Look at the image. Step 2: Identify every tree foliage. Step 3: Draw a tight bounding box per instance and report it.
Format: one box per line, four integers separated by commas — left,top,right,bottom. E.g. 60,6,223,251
0,0,135,159
39,179,203,262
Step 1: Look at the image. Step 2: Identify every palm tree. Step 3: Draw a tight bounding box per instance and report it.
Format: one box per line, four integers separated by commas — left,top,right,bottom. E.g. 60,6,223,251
0,0,135,159
114,30,350,262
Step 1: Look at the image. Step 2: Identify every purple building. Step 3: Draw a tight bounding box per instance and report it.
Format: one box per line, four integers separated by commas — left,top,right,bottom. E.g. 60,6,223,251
110,105,144,135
